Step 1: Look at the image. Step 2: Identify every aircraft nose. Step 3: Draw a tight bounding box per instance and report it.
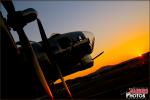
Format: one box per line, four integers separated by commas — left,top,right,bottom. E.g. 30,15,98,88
82,31,95,51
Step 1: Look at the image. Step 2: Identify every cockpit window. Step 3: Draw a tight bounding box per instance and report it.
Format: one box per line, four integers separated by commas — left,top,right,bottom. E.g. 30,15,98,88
82,31,95,51
78,36,83,41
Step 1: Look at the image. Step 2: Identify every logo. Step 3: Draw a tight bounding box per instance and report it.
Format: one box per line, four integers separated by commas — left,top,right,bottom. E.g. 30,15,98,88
126,87,148,99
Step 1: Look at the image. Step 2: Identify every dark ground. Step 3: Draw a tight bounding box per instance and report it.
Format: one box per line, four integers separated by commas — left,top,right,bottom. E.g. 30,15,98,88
52,52,149,100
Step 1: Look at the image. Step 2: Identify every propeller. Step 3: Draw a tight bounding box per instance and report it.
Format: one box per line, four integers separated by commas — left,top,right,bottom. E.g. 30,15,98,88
37,18,73,99
1,1,54,99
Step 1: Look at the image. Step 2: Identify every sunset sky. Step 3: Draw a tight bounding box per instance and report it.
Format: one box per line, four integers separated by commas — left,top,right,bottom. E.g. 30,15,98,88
2,1,149,82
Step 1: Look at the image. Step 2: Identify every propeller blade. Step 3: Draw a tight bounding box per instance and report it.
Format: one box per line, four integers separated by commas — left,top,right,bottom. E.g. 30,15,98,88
37,18,73,99
1,0,15,14
56,64,73,99
2,1,54,99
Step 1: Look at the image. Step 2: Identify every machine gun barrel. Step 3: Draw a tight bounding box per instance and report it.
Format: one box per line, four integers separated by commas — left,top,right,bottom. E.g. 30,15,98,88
92,51,104,60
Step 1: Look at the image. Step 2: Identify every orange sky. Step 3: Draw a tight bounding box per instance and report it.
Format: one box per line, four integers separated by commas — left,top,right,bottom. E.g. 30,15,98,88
54,1,149,83
55,18,149,83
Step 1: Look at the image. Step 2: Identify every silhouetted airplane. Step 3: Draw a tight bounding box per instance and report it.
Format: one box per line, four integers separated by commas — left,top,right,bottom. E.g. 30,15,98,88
1,0,103,99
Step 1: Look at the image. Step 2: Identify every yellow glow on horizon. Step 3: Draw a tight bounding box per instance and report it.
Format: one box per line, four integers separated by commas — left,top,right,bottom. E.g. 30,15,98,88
138,54,142,57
